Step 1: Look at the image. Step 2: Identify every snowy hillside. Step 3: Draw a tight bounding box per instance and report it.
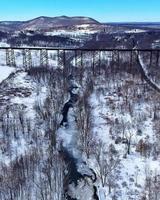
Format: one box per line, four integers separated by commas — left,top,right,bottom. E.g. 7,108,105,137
0,65,15,83
0,49,160,200
0,16,100,32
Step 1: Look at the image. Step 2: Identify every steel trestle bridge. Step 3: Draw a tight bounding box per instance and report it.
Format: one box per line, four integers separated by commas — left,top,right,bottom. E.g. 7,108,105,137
0,47,160,69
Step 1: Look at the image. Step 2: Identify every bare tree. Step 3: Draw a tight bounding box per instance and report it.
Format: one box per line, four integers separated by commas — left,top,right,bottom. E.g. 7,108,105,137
94,140,120,194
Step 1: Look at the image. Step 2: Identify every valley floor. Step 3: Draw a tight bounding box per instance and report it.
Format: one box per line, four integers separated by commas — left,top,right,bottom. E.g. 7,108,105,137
0,52,160,200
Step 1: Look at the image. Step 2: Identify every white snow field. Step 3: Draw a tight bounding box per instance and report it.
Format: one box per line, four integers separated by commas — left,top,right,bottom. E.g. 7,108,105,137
0,65,15,83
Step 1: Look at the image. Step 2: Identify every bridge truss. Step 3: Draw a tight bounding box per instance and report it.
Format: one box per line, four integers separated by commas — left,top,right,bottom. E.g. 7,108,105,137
0,47,159,70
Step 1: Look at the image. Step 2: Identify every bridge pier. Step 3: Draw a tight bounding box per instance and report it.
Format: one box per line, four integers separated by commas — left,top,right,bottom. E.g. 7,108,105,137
156,51,159,67
23,49,32,69
40,49,48,67
6,49,16,66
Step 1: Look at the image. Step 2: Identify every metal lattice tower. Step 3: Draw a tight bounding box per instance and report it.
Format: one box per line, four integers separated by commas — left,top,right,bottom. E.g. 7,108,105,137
57,50,66,70
23,49,32,69
6,49,16,66
40,49,48,67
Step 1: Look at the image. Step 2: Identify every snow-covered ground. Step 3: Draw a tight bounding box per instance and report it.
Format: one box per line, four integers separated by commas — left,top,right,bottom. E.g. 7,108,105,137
0,41,10,47
0,66,48,168
0,49,160,200
45,24,100,37
87,72,160,200
125,29,147,33
139,53,160,89
0,65,15,83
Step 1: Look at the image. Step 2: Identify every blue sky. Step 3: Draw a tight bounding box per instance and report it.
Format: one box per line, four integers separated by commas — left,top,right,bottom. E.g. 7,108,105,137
0,0,160,22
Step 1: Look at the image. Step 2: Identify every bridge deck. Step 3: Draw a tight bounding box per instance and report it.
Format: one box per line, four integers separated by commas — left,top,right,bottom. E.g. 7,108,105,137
0,47,160,51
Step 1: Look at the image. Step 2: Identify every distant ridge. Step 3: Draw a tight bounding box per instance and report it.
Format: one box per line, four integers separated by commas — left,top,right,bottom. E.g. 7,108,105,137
0,16,100,31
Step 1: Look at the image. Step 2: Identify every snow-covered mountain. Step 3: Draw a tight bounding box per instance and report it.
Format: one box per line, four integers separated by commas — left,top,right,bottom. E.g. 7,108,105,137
22,16,100,30
0,16,100,32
